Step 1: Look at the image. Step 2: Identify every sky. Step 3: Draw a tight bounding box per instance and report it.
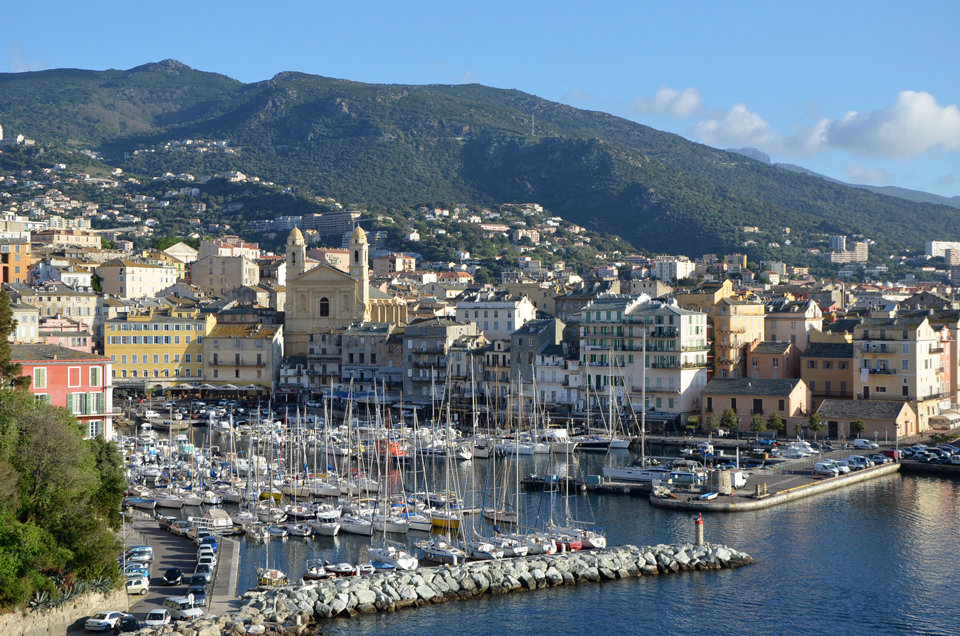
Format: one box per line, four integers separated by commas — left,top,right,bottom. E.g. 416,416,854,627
3,1,959,197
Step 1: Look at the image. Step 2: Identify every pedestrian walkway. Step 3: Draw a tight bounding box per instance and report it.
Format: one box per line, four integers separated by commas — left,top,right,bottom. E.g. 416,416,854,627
210,536,241,616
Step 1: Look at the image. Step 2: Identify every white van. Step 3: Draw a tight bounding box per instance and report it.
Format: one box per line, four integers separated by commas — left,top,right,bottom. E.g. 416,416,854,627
813,462,839,478
853,439,879,450
162,596,204,620
144,410,160,419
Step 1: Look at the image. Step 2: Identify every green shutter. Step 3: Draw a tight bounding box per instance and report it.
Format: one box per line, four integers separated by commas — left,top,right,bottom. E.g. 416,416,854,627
66,394,73,412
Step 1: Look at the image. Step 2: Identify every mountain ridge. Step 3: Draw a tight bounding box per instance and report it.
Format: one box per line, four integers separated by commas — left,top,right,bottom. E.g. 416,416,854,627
2,61,959,256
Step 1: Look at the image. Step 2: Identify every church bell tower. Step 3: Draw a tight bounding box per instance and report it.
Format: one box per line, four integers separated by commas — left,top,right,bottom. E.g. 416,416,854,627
349,225,369,317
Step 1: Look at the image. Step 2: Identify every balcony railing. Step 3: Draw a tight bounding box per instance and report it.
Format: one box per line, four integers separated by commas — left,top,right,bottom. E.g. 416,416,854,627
868,368,895,375
635,386,681,394
930,346,945,354
210,361,266,367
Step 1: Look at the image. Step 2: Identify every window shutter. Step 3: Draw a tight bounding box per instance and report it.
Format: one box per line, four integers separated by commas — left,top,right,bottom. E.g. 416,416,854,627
66,393,73,412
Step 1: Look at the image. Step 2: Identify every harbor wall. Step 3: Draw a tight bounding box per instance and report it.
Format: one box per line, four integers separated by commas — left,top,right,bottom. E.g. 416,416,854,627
0,589,128,636
898,462,960,477
649,462,901,512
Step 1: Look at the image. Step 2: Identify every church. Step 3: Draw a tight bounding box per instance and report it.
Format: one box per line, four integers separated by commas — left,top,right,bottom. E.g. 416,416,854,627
283,225,408,355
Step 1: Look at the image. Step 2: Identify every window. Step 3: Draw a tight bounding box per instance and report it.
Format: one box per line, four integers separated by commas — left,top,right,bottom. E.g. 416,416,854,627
730,398,737,413
778,399,785,411
163,354,170,363
33,368,46,389
876,386,887,393
902,359,910,371
772,359,779,369
839,361,848,370
185,354,191,363
320,297,330,317
153,354,159,363
823,361,832,369
807,360,816,369
90,367,101,387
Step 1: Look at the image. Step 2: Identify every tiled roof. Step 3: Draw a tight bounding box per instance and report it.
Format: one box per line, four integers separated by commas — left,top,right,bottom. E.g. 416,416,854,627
752,341,792,355
11,344,108,362
816,399,909,421
801,342,854,359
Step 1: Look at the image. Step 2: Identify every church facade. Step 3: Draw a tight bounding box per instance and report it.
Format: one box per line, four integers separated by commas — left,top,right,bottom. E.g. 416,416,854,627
283,226,407,356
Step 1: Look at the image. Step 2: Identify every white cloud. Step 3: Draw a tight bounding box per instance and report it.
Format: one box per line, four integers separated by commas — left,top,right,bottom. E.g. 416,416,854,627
843,163,889,184
629,86,702,119
821,91,960,158
693,103,782,151
563,88,590,103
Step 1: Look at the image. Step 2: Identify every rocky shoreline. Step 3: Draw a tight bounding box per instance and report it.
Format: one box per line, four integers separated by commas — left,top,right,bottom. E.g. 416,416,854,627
130,543,752,635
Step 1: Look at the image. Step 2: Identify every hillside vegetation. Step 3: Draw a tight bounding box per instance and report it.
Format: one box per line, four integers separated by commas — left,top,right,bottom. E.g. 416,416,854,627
2,60,958,256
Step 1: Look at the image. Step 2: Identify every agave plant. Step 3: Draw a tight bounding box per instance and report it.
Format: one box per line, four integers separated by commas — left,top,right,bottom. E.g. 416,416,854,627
89,576,114,595
27,590,51,613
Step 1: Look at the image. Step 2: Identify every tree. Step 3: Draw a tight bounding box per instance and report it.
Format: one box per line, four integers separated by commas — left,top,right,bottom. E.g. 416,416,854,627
0,291,29,390
704,413,720,434
851,418,866,438
750,414,766,440
720,408,738,434
808,412,825,442
767,411,785,438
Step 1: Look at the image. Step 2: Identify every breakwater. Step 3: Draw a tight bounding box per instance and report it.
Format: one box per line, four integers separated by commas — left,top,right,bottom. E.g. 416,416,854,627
235,543,751,632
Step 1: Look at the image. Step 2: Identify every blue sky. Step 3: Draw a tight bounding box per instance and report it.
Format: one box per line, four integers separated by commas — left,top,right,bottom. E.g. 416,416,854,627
4,1,959,196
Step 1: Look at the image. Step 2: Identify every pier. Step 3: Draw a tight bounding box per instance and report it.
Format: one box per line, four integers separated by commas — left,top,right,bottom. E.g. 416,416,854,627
649,462,901,512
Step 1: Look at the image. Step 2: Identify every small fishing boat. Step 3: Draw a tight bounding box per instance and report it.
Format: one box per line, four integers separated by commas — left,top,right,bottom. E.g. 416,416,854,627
267,525,289,540
326,563,357,577
415,539,466,566
699,492,719,501
245,523,269,541
128,497,157,511
257,567,287,587
303,559,335,581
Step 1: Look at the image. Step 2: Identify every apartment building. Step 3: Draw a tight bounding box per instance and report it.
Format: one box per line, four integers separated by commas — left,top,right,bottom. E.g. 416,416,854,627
203,323,283,393
764,299,823,352
10,301,40,343
579,296,710,417
13,344,113,439
32,229,100,248
104,308,216,389
701,377,810,437
0,238,29,284
339,322,404,395
372,253,416,277
714,298,766,378
455,292,536,341
306,329,343,394
852,314,947,432
402,318,478,401
97,259,179,298
800,342,855,409
189,255,260,297
746,340,800,379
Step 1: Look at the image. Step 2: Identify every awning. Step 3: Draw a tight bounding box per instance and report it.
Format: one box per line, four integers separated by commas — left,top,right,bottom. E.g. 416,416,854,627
219,384,239,390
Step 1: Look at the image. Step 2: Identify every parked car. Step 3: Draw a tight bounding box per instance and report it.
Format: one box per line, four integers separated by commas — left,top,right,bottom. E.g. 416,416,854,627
197,554,217,569
841,457,864,471
950,454,960,465
188,583,209,607
868,454,891,465
125,576,149,596
193,563,214,583
853,439,879,450
143,410,160,419
123,563,150,578
170,521,191,536
306,400,321,408
192,530,212,546
84,611,128,632
162,596,204,621
821,459,850,474
882,449,900,460
163,567,183,585
198,536,218,553
197,545,216,559
143,609,172,627
115,615,142,633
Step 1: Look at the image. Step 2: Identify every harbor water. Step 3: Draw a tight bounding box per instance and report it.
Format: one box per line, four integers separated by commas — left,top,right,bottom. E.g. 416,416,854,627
222,448,960,636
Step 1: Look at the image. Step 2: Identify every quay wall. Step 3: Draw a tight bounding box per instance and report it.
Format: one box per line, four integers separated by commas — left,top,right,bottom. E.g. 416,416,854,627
0,589,128,636
898,462,960,477
649,462,901,512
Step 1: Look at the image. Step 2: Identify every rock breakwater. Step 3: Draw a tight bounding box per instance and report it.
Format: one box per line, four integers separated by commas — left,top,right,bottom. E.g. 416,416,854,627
128,544,751,635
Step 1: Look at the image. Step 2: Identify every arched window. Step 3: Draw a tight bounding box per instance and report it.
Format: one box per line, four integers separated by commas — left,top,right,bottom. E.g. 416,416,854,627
320,297,330,317
354,250,359,263
292,252,297,263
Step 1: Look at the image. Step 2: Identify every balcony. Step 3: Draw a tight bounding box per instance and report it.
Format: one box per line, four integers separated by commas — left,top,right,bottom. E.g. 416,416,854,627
634,386,681,394
867,367,895,375
922,391,952,401
210,361,266,367
413,359,447,368
860,345,892,354
681,344,710,352
649,328,679,338
930,346,945,354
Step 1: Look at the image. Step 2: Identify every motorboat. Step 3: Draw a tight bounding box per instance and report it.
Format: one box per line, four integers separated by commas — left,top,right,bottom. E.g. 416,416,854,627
325,563,357,577
310,521,341,536
267,525,289,540
286,523,313,537
430,510,462,530
127,497,157,511
339,515,374,536
415,539,465,566
601,466,673,483
283,504,314,520
245,523,269,541
699,492,719,501
303,559,335,581
366,542,419,570
202,490,222,505
256,567,287,587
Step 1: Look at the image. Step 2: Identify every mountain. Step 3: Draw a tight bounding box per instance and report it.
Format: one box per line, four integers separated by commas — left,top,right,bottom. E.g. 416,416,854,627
776,163,960,210
2,60,960,256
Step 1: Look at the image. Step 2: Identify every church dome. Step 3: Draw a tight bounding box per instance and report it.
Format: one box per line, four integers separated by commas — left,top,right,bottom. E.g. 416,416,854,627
287,226,305,244
350,225,367,243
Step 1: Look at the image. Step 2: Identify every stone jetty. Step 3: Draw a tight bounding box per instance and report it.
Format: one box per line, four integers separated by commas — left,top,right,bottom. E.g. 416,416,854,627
129,543,752,635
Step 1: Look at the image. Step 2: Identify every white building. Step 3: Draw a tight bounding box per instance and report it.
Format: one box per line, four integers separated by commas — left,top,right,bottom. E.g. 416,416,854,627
455,292,537,341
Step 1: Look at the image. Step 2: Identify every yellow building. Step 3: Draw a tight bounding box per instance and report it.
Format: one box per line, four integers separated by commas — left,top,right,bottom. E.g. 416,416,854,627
714,298,766,378
104,308,216,390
